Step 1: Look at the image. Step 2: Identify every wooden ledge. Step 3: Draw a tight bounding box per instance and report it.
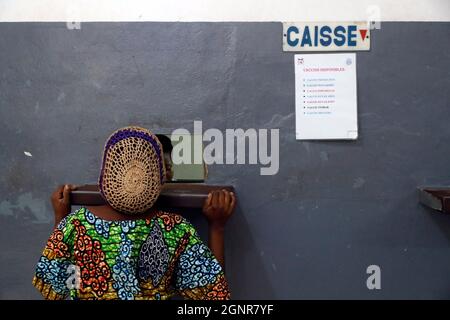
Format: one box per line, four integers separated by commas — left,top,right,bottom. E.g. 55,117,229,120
418,186,450,213
70,183,235,209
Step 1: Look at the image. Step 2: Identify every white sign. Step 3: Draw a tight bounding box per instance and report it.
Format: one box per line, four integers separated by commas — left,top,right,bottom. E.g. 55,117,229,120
283,22,370,52
295,53,358,140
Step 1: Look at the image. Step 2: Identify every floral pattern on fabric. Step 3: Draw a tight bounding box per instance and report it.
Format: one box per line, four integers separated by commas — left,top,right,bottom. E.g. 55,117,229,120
157,212,183,231
138,221,169,286
85,208,111,238
56,211,77,230
112,233,139,300
175,243,222,289
206,274,231,300
73,219,111,298
35,256,71,295
163,232,190,288
44,230,70,259
33,208,230,300
117,220,136,233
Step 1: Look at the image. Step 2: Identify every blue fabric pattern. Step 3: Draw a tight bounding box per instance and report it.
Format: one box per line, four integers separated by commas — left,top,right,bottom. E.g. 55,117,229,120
112,233,139,300
175,243,222,289
35,256,71,295
85,208,111,238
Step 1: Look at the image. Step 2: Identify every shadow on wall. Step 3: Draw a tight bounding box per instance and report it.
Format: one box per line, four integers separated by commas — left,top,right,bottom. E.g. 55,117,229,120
182,202,275,299
226,203,276,299
428,207,450,244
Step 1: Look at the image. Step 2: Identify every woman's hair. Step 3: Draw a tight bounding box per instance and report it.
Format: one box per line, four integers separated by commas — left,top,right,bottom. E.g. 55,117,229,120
155,134,173,153
98,126,166,214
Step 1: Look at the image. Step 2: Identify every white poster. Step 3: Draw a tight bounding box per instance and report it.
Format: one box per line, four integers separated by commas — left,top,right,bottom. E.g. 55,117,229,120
295,53,358,140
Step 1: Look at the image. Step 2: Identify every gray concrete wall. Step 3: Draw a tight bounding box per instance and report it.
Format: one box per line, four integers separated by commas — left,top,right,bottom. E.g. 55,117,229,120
0,22,449,299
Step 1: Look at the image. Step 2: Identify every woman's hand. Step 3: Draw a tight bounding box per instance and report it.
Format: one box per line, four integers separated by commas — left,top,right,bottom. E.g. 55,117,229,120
51,184,77,228
202,189,236,230
202,189,236,268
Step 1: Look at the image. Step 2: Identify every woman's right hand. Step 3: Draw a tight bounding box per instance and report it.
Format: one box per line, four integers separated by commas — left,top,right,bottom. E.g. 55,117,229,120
202,189,236,229
51,184,77,227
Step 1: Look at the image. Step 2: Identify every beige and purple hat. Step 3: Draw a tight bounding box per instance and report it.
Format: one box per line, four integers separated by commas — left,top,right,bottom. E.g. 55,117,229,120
99,126,165,214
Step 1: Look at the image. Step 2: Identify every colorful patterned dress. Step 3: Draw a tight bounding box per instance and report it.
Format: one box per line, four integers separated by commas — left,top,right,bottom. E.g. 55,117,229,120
32,207,230,300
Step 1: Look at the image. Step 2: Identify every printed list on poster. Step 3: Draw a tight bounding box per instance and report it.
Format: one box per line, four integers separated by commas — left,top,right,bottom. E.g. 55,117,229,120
295,53,358,140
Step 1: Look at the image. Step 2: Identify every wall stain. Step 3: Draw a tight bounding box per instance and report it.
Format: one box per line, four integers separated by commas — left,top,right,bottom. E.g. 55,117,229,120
0,193,50,224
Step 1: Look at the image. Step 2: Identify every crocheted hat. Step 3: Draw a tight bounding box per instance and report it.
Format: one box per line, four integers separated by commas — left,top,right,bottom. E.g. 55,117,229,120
99,126,165,214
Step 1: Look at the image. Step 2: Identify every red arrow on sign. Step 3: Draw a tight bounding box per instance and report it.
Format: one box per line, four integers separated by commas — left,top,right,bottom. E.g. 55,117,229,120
359,29,368,41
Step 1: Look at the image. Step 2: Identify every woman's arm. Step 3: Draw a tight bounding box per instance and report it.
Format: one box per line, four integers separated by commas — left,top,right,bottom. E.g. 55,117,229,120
202,190,236,268
51,184,77,229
